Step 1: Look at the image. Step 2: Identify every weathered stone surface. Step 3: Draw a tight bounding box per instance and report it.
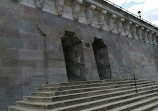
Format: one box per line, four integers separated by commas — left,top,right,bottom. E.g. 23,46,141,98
0,0,157,111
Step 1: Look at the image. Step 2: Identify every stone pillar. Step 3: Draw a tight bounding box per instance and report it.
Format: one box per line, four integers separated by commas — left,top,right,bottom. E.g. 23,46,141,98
86,4,96,25
46,29,68,83
82,40,100,81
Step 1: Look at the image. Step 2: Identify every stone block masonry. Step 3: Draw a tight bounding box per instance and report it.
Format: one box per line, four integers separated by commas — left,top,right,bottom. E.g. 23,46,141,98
0,0,157,110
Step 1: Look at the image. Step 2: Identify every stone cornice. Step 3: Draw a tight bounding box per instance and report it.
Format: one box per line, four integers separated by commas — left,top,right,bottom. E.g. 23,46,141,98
10,0,158,45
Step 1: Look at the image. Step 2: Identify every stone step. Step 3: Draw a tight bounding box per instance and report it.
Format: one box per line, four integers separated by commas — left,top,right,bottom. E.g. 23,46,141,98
17,85,158,110
131,101,158,111
54,82,153,96
24,84,158,102
28,82,155,103
43,79,132,87
150,105,158,111
36,87,59,92
8,79,158,111
8,106,38,111
34,81,153,96
31,81,153,97
36,80,151,94
51,92,158,111
79,92,158,111
42,79,147,91
110,95,158,111
25,83,158,102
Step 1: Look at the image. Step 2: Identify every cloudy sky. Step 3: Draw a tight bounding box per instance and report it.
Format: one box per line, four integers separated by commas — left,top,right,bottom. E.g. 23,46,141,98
105,0,158,26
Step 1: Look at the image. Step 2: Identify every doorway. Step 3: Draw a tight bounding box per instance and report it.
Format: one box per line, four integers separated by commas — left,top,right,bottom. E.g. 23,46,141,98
92,38,111,79
61,31,84,81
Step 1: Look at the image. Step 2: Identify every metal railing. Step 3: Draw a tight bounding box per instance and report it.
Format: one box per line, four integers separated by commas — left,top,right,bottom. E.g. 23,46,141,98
111,67,158,94
104,0,158,29
111,70,138,93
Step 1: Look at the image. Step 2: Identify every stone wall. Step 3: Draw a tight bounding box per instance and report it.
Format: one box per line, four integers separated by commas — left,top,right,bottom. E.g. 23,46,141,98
0,0,158,110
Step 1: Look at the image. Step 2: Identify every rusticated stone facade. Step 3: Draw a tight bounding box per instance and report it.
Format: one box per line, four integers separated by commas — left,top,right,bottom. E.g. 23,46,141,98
0,0,157,110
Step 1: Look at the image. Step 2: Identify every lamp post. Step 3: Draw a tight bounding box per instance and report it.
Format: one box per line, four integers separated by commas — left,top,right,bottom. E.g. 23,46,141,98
138,11,141,18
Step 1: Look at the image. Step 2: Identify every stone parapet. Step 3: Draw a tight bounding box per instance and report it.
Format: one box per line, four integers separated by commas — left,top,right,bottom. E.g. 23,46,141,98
7,0,158,46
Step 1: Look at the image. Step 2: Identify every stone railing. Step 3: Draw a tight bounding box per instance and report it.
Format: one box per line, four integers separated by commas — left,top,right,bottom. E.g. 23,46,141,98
11,0,158,45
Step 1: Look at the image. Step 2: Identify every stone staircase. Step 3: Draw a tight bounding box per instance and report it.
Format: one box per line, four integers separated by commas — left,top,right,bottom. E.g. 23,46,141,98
8,79,158,111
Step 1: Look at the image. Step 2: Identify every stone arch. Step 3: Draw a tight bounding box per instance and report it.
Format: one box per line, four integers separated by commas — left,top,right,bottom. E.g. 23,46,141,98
92,37,111,79
61,31,85,81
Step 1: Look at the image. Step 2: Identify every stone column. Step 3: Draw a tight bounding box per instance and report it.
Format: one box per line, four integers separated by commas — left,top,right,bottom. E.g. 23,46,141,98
46,29,68,83
86,4,96,25
81,38,100,81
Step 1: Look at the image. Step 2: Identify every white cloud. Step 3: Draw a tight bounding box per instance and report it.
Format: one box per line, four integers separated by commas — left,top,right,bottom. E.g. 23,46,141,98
128,0,158,26
105,0,158,26
106,0,146,5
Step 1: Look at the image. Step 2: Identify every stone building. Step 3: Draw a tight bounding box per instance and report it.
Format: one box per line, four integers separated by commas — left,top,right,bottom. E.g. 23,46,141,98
0,0,158,110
